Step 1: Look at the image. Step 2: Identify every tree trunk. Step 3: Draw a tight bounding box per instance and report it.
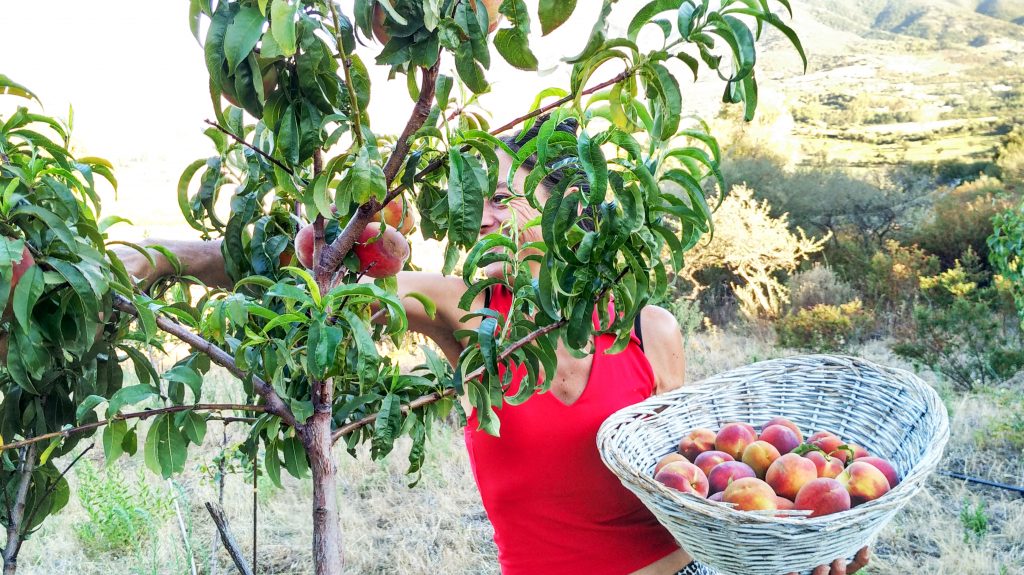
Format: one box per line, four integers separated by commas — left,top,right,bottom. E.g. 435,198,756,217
304,412,344,575
2,444,37,575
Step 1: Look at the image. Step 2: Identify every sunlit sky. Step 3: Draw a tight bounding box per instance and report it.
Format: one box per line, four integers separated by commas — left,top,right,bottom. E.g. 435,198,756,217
2,1,781,244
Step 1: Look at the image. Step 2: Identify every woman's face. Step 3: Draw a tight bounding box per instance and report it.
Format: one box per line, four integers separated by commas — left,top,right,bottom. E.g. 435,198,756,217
480,150,547,280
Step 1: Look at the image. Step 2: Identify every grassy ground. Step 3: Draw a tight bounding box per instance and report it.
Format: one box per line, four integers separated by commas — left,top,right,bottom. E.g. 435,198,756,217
14,328,1024,575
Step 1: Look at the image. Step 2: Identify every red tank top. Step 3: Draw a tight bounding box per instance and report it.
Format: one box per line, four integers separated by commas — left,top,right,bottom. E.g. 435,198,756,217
464,286,680,575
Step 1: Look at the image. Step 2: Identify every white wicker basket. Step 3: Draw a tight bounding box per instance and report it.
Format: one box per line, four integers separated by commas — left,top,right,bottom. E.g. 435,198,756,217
597,354,949,575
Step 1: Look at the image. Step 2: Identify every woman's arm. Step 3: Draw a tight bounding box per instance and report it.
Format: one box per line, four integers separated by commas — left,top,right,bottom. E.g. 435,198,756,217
639,305,686,395
114,239,233,289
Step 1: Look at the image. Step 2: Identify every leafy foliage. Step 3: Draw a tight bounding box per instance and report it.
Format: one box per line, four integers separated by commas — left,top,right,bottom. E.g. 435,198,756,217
775,300,873,353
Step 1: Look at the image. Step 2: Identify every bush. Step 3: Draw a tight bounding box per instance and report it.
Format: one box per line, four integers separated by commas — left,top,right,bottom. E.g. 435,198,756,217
775,300,874,353
74,461,174,555
911,175,1021,270
891,261,1024,391
787,263,856,311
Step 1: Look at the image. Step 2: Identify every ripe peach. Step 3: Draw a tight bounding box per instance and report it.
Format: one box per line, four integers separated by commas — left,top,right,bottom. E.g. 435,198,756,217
774,496,795,510
3,244,35,318
838,461,891,505
654,461,709,498
741,441,781,479
808,431,844,459
708,491,725,502
678,428,716,461
723,477,778,511
759,424,801,455
295,225,315,269
693,450,733,477
714,422,757,460
763,416,803,443
854,456,899,488
849,444,870,460
354,223,410,278
794,478,852,518
380,196,416,235
707,461,756,495
765,453,818,501
654,453,687,476
804,450,845,479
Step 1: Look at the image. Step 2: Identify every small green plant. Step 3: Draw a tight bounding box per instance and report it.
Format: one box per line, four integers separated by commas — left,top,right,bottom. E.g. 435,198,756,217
670,298,705,341
775,300,874,352
73,461,174,555
959,497,989,543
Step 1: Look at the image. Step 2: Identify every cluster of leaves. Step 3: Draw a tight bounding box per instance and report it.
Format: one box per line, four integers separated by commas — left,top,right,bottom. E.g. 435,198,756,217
775,300,873,353
169,0,805,475
989,199,1024,328
0,75,144,535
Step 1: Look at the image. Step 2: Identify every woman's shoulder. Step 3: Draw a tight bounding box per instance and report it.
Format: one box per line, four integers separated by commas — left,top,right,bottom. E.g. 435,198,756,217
638,305,686,395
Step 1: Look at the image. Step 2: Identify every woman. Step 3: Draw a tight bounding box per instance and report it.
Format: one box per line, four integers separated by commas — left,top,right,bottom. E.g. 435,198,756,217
119,120,867,575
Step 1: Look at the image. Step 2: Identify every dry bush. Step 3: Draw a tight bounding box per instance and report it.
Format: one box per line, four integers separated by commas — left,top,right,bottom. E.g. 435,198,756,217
677,185,829,320
787,263,857,311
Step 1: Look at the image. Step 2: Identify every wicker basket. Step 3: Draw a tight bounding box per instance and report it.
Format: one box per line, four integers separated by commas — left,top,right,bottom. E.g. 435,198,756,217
597,354,949,575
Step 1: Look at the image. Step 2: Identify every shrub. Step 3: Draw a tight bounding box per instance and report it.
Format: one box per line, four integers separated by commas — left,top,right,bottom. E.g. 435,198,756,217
775,300,874,353
857,239,940,331
787,263,856,311
74,461,174,555
891,261,1024,391
911,175,1021,270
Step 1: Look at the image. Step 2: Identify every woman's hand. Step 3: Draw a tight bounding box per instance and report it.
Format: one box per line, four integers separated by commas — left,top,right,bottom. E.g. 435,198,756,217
787,547,869,575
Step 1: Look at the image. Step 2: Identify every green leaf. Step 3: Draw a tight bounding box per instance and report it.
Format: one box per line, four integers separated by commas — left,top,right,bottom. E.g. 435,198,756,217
494,28,538,71
0,74,40,103
163,366,204,404
404,291,437,320
627,0,683,42
343,146,387,204
103,419,128,465
106,385,159,418
538,0,577,35
182,411,208,445
577,130,608,205
12,265,44,333
270,0,299,56
372,394,402,458
76,395,107,424
281,435,308,478
224,6,265,73
147,414,188,478
447,151,486,248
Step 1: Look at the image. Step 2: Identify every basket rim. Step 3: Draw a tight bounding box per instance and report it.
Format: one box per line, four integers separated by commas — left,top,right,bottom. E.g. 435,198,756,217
598,353,951,527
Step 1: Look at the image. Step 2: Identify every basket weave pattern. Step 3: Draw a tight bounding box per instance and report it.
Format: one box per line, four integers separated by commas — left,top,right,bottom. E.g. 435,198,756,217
597,355,949,575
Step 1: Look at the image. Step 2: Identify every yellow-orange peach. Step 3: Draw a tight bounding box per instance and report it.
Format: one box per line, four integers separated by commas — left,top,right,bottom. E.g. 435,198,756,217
380,196,416,235
808,431,845,459
654,461,709,498
693,450,733,477
707,461,755,495
723,477,778,511
763,416,804,443
838,461,891,505
794,477,852,517
678,428,716,461
353,223,410,278
774,496,795,510
759,424,801,455
714,422,757,460
654,453,686,475
765,453,818,500
741,441,781,479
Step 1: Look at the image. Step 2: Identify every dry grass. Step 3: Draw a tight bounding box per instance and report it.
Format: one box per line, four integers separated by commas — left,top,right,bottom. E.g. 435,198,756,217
15,327,1024,575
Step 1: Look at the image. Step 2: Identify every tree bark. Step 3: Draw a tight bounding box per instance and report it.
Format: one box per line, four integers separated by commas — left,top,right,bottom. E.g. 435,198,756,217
303,411,344,575
205,502,254,575
2,444,36,575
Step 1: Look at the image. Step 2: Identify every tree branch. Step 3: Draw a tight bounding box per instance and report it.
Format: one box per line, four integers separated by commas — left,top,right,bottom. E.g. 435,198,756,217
204,119,297,178
330,266,630,442
111,295,301,431
0,404,267,453
19,444,94,541
331,318,566,442
316,61,441,286
2,444,36,575
205,502,255,575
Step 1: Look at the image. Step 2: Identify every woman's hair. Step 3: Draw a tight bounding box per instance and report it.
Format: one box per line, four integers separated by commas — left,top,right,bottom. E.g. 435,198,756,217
499,115,596,231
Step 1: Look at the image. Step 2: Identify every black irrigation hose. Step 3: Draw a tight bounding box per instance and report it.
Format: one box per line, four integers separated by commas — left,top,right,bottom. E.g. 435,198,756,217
938,470,1024,497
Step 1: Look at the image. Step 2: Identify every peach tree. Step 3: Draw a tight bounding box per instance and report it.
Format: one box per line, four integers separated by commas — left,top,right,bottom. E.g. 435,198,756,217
2,1,804,573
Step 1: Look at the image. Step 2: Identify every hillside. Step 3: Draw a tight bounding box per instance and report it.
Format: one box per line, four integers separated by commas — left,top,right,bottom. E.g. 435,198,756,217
702,0,1024,171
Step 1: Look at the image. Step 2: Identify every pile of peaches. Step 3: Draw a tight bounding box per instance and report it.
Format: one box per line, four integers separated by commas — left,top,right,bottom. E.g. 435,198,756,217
653,417,899,517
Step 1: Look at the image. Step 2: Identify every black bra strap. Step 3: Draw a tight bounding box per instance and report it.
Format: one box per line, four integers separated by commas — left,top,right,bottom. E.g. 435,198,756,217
633,311,644,351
